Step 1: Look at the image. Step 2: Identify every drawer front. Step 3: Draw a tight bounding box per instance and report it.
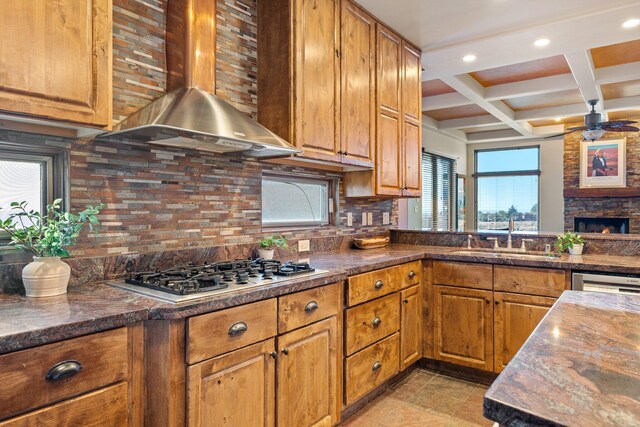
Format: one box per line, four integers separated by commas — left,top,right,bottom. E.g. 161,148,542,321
397,261,422,289
494,266,567,297
432,261,493,290
187,298,278,364
278,283,340,333
345,293,400,355
347,268,397,306
0,327,129,420
344,333,400,405
0,382,128,427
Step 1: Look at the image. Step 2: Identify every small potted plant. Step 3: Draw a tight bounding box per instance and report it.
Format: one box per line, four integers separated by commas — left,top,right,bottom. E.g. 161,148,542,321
257,235,289,260
0,199,102,297
555,231,585,255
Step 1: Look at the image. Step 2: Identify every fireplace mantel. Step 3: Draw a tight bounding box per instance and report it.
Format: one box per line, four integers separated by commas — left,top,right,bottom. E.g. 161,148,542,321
564,188,640,198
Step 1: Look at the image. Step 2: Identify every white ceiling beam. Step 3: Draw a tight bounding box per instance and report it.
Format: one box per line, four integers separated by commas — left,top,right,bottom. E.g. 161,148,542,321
514,103,587,122
438,115,502,130
422,92,472,111
422,116,468,141
532,124,565,136
466,129,526,143
483,74,577,101
440,74,533,136
603,95,640,112
564,50,606,119
595,62,640,85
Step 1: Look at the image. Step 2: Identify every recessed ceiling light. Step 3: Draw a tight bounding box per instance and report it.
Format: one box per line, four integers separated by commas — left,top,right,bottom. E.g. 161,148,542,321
463,54,477,63
534,38,550,47
623,18,640,29
555,117,562,122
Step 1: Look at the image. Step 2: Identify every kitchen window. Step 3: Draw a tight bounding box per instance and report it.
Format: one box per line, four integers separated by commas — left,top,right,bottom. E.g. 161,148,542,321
421,151,457,231
262,175,333,228
474,146,540,232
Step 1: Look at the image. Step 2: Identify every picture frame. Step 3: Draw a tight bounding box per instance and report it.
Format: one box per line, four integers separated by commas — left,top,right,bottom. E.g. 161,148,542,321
579,138,626,188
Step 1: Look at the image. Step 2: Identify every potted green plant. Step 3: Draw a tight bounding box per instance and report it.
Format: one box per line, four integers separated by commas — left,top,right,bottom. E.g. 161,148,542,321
258,235,289,260
0,199,102,297
555,231,585,255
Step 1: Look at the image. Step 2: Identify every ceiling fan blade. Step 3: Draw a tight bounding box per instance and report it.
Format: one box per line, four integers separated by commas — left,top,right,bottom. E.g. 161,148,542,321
600,120,638,127
600,125,639,132
565,125,590,131
544,130,577,139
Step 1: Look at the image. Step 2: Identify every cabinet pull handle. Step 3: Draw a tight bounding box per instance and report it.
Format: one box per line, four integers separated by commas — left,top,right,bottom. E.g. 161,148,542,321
282,348,289,355
372,361,382,371
269,351,278,359
305,301,319,312
372,316,382,327
228,321,248,336
408,270,416,279
374,280,384,290
46,360,82,382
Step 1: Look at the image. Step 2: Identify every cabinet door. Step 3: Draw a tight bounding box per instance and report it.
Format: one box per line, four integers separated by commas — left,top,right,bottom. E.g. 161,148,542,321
0,0,112,127
375,25,402,196
294,0,341,161
340,0,375,167
434,285,493,371
494,292,556,373
187,339,275,427
277,317,339,427
400,285,422,369
401,41,422,197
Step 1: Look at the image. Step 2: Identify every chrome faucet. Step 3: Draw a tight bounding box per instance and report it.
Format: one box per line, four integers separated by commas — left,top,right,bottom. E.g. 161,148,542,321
507,217,515,249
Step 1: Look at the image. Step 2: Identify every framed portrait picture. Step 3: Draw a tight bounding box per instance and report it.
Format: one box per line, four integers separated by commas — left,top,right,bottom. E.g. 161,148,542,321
580,138,626,188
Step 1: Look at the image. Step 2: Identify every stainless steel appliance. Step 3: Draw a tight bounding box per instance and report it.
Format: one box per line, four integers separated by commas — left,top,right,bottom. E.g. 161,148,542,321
109,259,328,303
572,272,640,294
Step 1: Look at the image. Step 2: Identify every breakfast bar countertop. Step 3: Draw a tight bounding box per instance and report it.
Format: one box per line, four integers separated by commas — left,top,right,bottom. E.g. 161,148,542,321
483,290,640,427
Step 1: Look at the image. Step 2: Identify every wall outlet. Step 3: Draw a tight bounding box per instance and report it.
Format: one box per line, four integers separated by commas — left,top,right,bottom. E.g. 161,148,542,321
298,239,310,252
414,204,419,213
362,212,367,226
367,212,373,225
347,212,353,226
383,212,390,225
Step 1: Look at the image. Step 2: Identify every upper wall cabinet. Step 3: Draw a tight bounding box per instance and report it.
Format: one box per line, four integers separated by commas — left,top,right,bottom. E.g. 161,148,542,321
0,0,113,128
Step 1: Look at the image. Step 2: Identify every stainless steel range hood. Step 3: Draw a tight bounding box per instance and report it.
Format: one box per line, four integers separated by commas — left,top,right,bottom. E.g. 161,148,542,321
104,0,300,158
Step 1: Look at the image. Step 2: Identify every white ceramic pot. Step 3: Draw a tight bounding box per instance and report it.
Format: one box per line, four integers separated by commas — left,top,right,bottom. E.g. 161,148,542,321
258,249,275,260
22,257,71,297
569,243,584,255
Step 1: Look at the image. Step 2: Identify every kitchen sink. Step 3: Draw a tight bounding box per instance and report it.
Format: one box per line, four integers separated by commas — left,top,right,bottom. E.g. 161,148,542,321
450,250,560,261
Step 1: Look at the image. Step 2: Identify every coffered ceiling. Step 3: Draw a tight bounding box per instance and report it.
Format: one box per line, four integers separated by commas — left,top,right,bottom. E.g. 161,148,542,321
358,0,640,143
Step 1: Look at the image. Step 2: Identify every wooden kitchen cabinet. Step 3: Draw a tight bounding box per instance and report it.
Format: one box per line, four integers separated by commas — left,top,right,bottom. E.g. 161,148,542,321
433,285,494,371
400,285,422,369
277,317,339,427
187,339,276,427
400,41,422,197
0,0,112,127
493,292,556,373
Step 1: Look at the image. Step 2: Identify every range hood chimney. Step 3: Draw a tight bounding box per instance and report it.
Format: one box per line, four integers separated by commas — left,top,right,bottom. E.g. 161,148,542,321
104,0,300,158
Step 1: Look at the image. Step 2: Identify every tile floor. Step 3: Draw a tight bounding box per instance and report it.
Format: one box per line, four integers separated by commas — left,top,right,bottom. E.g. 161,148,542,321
341,369,494,427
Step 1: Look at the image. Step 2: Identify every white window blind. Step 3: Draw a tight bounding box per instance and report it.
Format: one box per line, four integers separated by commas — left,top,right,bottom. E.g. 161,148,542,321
421,152,456,231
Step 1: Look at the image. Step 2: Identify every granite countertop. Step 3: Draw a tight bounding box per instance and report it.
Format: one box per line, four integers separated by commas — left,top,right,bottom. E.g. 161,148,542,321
483,291,640,427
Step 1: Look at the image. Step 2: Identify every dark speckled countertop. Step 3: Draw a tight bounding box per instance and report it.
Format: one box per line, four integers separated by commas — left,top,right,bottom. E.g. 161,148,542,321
5,244,640,355
483,291,640,427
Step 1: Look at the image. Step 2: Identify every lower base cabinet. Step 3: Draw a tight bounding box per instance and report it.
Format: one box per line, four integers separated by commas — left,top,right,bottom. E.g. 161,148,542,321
493,292,556,372
433,285,494,371
400,285,422,369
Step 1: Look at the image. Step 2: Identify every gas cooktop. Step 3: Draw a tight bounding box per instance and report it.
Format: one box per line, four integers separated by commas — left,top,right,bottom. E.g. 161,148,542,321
108,259,328,303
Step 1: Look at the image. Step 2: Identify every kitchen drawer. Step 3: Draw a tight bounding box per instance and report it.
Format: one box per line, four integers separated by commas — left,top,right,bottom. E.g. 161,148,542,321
494,265,567,297
0,382,128,427
397,261,422,289
432,261,493,290
347,268,397,306
278,283,340,333
0,327,129,421
344,333,400,405
345,293,400,355
187,298,278,364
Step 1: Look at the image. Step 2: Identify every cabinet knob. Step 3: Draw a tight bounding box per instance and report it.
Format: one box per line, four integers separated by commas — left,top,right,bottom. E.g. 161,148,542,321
485,298,491,304
269,351,278,359
372,316,382,327
281,348,289,355
408,270,416,279
403,299,409,304
374,280,384,290
305,300,319,312
46,360,82,382
495,300,500,305
372,361,382,371
228,321,248,336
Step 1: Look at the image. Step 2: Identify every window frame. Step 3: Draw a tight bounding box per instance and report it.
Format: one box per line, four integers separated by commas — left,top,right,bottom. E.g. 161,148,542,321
473,145,541,232
261,173,337,230
421,150,457,231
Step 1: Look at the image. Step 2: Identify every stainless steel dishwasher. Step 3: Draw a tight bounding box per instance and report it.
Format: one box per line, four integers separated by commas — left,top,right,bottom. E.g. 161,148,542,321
572,272,640,294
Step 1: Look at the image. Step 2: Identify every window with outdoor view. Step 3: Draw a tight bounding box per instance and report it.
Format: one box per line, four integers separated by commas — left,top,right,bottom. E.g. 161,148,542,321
475,147,540,232
261,175,333,227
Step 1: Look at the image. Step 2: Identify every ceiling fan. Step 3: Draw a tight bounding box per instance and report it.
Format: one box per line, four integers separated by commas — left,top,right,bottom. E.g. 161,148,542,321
545,100,638,141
